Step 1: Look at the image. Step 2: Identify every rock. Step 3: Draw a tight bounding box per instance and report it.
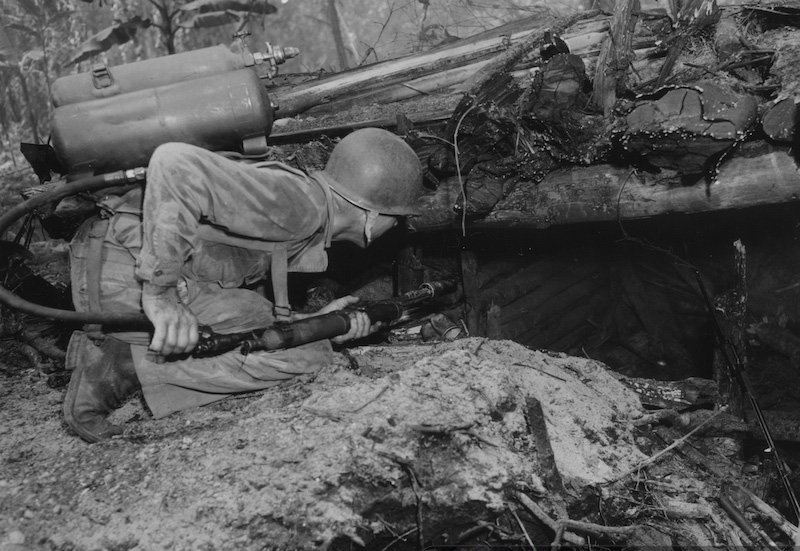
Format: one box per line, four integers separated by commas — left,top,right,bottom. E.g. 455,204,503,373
7,530,25,544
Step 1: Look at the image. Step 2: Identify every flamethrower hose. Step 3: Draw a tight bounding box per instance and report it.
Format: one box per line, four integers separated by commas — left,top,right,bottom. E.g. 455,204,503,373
0,169,151,329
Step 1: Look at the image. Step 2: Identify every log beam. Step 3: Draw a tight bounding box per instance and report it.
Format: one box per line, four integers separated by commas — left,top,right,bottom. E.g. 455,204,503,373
461,145,800,230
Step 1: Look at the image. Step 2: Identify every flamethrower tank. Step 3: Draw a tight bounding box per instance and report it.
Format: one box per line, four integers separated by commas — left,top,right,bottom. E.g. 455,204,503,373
51,41,298,107
50,68,273,176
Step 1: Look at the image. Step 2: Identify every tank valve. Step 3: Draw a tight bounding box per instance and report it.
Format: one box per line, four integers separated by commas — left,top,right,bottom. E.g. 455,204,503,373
233,31,299,78
258,43,300,79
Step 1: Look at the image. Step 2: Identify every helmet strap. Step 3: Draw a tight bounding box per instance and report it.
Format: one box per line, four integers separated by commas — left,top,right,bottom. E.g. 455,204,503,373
364,210,379,246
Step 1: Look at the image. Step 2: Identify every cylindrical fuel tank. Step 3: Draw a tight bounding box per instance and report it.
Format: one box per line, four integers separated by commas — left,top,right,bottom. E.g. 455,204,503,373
51,68,273,176
52,45,255,107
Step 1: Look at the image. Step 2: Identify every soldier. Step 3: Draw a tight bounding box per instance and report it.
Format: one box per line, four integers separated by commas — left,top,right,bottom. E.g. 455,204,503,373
63,128,424,443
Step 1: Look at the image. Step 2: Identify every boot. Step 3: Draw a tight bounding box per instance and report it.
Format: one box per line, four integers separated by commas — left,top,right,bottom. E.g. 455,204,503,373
63,331,141,443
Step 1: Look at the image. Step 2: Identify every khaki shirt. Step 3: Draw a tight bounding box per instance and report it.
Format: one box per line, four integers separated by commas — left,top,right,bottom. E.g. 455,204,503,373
114,159,332,289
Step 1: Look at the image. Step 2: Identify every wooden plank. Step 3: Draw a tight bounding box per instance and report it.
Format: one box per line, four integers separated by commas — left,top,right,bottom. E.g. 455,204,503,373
522,298,594,350
272,16,611,119
272,14,563,118
501,260,600,325
269,110,451,144
505,273,603,342
479,258,573,308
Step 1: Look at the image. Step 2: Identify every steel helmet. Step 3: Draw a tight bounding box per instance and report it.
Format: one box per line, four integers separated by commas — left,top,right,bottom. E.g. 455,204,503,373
322,128,424,215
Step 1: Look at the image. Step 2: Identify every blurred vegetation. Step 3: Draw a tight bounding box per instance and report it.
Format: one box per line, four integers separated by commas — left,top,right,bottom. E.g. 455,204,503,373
0,0,588,197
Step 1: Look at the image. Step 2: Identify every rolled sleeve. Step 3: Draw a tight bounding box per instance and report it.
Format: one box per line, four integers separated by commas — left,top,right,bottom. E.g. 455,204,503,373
135,255,184,286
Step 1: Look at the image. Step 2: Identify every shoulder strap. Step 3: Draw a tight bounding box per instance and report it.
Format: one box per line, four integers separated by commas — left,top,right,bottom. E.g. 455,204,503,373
270,243,292,321
84,217,111,341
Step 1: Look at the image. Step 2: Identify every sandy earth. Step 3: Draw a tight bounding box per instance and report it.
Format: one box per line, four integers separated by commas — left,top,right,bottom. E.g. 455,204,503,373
0,336,661,551
1,239,798,551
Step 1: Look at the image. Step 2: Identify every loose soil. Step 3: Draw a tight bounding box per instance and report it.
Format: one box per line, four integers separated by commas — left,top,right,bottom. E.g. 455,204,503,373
0,337,652,550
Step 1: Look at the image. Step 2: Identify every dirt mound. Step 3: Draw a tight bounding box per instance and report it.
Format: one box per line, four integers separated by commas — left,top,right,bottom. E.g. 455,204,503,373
1,338,780,550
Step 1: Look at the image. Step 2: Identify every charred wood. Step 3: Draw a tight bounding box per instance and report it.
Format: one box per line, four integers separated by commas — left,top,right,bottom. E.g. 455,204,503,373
593,0,640,116
711,240,748,419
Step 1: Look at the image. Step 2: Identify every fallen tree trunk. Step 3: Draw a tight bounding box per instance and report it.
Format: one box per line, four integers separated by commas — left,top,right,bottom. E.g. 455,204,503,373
411,144,800,231
480,145,800,229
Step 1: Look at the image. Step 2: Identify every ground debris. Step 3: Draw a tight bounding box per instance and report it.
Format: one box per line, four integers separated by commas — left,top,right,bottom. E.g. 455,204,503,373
2,337,788,550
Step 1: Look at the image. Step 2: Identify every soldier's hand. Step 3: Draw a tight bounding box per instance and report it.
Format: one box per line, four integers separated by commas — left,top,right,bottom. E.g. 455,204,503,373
142,283,199,356
317,296,384,344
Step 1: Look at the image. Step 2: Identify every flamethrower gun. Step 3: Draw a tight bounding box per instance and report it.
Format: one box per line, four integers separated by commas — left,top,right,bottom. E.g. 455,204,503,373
193,280,458,356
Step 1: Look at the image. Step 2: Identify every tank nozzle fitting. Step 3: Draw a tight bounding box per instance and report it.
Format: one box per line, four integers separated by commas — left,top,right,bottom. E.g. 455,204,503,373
256,43,300,78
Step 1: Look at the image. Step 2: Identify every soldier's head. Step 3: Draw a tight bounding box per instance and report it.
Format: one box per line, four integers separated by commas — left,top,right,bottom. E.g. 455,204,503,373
322,128,424,247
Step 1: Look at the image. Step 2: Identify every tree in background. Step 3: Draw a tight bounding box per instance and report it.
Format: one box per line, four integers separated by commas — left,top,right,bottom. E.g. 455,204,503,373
0,0,81,144
66,0,277,63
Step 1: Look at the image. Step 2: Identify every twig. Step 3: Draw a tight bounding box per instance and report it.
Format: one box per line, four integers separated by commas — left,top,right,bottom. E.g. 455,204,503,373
518,491,639,547
515,493,586,547
303,384,389,419
378,451,426,551
400,82,429,96
511,508,537,550
302,406,343,421
408,422,474,434
740,488,800,546
609,406,728,483
358,0,400,66
465,428,501,448
614,169,637,224
453,105,476,237
512,362,568,382
19,329,66,360
351,384,389,412
632,409,688,427
414,132,455,148
403,463,425,551
378,527,417,551
456,521,508,543
561,517,638,539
